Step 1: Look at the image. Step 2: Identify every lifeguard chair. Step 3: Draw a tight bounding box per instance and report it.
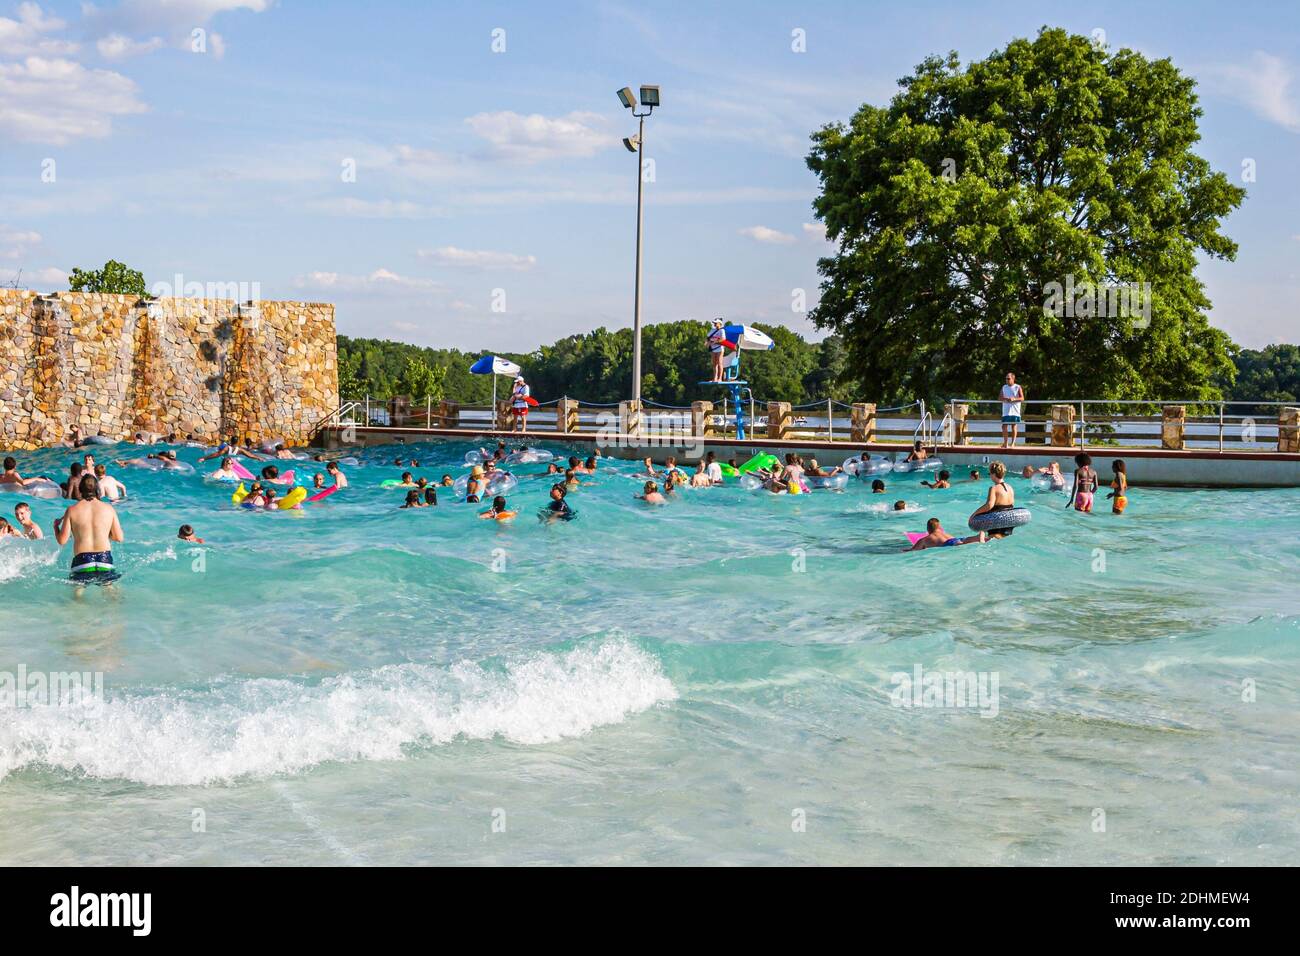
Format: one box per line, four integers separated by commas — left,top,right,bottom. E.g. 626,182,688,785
697,322,775,440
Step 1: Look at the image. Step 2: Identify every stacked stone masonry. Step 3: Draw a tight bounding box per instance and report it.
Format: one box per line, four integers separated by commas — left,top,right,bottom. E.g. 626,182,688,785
0,289,338,450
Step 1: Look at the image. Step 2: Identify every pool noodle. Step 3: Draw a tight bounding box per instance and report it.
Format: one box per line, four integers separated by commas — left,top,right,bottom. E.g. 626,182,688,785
230,460,256,480
307,484,340,502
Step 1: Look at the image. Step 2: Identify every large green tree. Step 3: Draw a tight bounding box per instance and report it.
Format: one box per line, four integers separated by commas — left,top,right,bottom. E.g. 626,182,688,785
806,27,1244,407
67,259,148,296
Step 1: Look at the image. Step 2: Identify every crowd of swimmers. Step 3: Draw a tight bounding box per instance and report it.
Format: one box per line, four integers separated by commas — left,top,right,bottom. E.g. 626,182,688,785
2,425,1137,585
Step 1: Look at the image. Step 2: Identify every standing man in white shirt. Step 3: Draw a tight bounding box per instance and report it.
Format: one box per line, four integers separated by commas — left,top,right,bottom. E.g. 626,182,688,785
510,375,530,433
1000,372,1025,447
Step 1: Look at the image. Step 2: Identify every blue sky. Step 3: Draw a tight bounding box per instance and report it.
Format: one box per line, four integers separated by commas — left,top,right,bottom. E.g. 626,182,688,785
1,0,1297,350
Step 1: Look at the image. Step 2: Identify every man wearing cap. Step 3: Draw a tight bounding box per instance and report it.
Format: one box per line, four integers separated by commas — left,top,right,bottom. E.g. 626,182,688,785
510,375,531,433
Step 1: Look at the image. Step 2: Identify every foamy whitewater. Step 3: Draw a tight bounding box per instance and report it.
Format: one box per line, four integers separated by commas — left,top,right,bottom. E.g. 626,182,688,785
1,440,1297,864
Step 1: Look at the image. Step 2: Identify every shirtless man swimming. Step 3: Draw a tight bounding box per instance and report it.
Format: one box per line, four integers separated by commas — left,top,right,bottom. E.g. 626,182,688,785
53,474,124,583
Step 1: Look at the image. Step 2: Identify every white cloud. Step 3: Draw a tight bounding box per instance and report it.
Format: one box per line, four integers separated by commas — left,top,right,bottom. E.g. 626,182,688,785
464,110,613,163
0,225,42,259
303,197,445,219
97,33,164,59
0,56,146,144
1208,52,1300,132
418,246,536,271
802,222,827,241
0,265,67,287
739,225,796,244
0,3,77,56
294,268,442,293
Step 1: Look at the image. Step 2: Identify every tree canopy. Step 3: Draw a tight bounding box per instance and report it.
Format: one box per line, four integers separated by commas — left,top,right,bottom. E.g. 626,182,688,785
806,27,1245,407
68,260,148,296
337,322,855,406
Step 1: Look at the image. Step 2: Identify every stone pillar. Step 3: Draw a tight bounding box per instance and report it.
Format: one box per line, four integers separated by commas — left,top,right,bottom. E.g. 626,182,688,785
495,400,510,431
850,403,876,443
944,403,968,445
1050,404,1075,446
619,400,642,437
767,402,791,440
691,400,714,437
389,395,410,427
1162,405,1186,450
556,397,579,434
438,400,459,428
1278,407,1300,453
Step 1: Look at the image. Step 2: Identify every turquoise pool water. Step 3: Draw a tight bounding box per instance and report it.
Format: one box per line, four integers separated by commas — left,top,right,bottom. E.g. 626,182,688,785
1,440,1297,865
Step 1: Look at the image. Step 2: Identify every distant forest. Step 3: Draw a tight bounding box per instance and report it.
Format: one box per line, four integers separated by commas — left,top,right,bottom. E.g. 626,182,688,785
337,325,1299,413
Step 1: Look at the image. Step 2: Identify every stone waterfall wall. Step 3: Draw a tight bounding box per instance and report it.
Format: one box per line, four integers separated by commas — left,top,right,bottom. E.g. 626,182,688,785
0,290,338,450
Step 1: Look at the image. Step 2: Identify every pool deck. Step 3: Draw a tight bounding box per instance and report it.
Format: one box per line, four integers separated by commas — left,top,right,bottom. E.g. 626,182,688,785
319,425,1300,488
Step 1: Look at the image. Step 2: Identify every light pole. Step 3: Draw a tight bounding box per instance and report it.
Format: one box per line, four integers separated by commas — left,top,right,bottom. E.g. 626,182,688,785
618,84,659,406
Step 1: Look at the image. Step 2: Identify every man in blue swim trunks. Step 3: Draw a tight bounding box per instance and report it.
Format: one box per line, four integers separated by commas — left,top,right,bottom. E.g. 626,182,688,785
53,474,124,584
907,517,986,551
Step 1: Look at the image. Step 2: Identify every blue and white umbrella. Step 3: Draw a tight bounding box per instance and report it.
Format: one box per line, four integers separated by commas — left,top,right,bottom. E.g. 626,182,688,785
722,324,775,351
469,355,523,413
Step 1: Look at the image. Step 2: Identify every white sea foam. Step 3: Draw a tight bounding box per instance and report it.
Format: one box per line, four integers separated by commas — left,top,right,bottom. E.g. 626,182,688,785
0,638,676,786
0,540,57,583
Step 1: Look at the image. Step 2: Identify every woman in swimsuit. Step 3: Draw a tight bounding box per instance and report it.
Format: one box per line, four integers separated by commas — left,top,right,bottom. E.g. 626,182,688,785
1106,459,1128,514
1070,453,1098,512
969,460,1017,537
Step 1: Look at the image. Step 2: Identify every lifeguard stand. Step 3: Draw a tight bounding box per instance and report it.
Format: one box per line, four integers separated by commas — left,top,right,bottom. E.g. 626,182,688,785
699,343,750,438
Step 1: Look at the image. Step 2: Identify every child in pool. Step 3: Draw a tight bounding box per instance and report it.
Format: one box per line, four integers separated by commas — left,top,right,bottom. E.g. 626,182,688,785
401,489,425,509
893,500,907,511
0,517,22,538
178,524,205,543
921,469,951,489
564,469,581,493
479,495,515,520
871,479,886,494
542,483,575,522
804,457,843,477
1106,459,1128,514
424,488,437,506
904,441,928,463
13,502,42,539
908,517,986,551
440,474,454,487
637,481,666,505
1070,453,1098,512
395,472,416,487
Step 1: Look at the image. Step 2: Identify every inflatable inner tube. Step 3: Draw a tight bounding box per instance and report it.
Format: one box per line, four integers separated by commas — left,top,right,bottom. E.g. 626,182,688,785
805,473,849,490
968,507,1032,532
0,478,61,499
79,435,115,446
845,456,891,476
454,472,518,498
1030,473,1067,493
737,452,780,475
505,449,554,465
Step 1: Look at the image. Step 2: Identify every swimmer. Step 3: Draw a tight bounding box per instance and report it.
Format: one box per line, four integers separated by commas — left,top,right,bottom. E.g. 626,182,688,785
904,441,928,463
804,457,843,478
1,456,50,489
1070,453,1097,512
1106,459,1128,514
13,503,42,540
416,477,429,490
479,495,515,520
94,464,127,501
662,473,680,497
440,474,454,487
546,463,561,475
690,461,713,488
969,460,1017,537
178,524,205,544
871,479,886,494
423,488,437,507
1021,465,1036,479
148,451,186,469
244,482,267,508
395,472,417,488
311,473,326,491
568,456,590,475
199,435,264,462
908,517,986,551
465,465,484,503
401,490,425,509
393,457,405,467
326,460,348,489
1044,461,1066,490
53,474,124,584
259,464,289,484
703,452,724,485
63,463,85,499
967,469,981,482
638,481,666,505
663,456,689,480
563,469,581,493
274,444,296,460
921,469,951,490
584,456,598,473
262,487,279,509
210,457,239,482
542,483,575,522
893,500,907,511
